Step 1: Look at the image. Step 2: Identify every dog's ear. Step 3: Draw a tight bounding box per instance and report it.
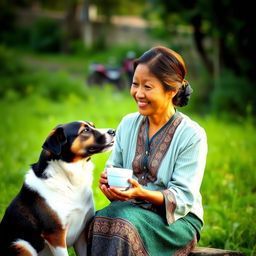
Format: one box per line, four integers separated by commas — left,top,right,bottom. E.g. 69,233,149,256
42,127,67,155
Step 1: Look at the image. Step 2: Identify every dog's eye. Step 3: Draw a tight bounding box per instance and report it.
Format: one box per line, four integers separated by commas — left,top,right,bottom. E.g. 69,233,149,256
83,127,90,133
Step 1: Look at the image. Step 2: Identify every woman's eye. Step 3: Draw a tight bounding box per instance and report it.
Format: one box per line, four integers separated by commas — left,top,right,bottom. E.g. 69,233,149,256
144,85,152,89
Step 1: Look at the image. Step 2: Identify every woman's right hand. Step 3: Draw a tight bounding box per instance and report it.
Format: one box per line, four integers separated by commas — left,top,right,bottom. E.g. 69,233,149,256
99,169,116,201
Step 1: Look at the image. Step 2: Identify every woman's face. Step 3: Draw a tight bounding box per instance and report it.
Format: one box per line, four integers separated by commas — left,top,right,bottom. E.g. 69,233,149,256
130,64,175,117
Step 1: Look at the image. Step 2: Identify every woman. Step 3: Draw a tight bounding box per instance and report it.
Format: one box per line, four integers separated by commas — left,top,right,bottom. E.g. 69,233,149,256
87,46,207,256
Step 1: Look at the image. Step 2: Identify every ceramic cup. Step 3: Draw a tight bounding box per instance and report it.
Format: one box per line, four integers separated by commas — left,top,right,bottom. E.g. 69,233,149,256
106,167,133,191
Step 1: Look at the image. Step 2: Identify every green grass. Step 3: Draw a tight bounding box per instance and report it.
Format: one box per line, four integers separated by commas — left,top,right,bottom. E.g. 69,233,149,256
0,79,255,255
195,117,256,255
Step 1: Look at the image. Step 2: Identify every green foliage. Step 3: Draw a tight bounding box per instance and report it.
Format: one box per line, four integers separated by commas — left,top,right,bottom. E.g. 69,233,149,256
144,0,256,116
197,117,256,255
0,1,16,43
29,18,63,52
0,69,90,102
211,70,254,117
0,46,91,102
0,45,26,76
0,45,29,99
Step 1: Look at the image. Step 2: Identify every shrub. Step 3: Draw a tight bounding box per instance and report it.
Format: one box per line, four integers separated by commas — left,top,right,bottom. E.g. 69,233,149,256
0,2,16,44
0,45,26,76
1,70,90,102
211,70,254,117
29,18,63,53
27,70,89,101
0,45,29,99
0,46,89,101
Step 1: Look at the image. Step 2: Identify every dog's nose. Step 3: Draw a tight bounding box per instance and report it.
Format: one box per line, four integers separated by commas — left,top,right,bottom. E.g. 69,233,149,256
107,129,115,136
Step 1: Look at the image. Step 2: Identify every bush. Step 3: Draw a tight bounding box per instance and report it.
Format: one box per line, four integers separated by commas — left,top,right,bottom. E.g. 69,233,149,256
0,46,89,101
1,70,90,102
25,70,89,101
0,2,16,44
0,45,29,99
0,45,26,76
211,70,254,117
29,18,63,53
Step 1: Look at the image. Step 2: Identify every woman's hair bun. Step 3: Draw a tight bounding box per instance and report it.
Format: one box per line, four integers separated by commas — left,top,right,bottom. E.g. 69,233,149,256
172,81,193,107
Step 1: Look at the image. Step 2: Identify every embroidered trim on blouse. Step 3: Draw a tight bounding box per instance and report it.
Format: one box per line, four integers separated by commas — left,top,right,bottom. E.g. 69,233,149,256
162,190,177,224
132,112,183,186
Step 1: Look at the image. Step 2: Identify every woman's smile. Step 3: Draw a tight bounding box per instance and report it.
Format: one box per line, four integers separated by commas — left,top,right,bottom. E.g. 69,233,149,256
137,101,149,108
130,64,174,118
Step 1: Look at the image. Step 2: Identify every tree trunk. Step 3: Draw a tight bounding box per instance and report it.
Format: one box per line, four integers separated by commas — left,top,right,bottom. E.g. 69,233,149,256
62,0,80,52
191,15,214,75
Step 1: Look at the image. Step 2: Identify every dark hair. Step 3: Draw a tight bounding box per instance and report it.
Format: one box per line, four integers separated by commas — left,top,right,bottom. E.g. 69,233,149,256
133,46,193,107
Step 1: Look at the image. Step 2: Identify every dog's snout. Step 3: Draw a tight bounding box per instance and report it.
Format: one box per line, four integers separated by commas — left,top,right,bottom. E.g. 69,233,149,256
107,129,115,136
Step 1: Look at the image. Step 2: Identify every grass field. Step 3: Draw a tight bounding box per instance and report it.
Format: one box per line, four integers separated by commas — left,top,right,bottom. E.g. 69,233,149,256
0,76,255,255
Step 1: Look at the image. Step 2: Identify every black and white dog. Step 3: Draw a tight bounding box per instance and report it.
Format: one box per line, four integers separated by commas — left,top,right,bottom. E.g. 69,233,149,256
0,121,115,256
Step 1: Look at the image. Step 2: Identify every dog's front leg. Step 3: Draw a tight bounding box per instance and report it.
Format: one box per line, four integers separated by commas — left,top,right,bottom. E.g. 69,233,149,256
74,207,94,256
39,243,69,256
47,246,69,256
41,229,69,256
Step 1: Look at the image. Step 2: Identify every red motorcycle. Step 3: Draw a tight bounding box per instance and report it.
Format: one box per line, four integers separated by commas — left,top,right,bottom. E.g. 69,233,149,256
87,63,127,90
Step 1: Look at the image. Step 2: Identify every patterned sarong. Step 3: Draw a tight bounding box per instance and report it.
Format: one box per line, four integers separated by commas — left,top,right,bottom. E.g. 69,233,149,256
87,201,202,256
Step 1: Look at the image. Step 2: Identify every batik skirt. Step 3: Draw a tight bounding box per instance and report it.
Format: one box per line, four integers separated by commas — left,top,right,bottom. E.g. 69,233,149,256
87,200,202,256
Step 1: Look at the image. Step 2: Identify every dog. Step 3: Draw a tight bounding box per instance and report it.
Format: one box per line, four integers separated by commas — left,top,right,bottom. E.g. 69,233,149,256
0,121,115,256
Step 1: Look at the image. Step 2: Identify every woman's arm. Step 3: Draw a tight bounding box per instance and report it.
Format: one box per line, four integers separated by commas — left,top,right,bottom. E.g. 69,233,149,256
106,178,165,205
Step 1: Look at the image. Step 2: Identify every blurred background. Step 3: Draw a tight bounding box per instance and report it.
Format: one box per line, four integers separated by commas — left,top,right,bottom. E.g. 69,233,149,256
0,0,255,255
1,0,255,115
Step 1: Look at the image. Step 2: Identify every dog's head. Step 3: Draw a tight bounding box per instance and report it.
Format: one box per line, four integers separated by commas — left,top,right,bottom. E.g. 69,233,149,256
42,121,115,162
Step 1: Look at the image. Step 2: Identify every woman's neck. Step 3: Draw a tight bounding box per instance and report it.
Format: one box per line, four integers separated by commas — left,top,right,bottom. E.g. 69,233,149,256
148,107,176,127
147,107,176,139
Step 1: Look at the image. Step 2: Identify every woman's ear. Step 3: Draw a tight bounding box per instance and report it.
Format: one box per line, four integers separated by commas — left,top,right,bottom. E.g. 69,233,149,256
168,88,179,100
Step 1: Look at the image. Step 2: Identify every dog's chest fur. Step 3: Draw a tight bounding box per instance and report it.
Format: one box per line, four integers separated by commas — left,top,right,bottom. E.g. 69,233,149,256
26,159,95,246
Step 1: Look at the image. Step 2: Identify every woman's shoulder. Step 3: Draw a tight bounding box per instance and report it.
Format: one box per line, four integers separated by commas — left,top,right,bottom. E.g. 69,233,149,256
119,112,143,126
116,112,144,136
178,112,207,139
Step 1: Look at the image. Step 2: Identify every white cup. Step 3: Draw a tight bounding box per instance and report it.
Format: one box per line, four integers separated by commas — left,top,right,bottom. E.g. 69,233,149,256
106,167,133,191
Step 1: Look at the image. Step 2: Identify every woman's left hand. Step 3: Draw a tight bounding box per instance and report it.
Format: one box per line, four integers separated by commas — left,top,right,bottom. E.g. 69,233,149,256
107,178,144,201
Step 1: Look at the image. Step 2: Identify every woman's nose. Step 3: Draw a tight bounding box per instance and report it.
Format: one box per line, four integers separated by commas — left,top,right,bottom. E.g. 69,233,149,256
135,86,145,98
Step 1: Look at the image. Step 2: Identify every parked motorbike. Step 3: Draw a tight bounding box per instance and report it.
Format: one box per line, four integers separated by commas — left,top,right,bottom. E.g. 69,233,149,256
87,63,127,90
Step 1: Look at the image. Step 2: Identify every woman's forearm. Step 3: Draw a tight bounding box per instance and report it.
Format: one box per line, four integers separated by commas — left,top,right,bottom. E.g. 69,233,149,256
138,189,164,205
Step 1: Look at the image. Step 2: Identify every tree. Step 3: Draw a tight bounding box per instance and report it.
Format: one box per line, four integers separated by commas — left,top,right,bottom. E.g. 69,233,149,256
146,0,256,114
